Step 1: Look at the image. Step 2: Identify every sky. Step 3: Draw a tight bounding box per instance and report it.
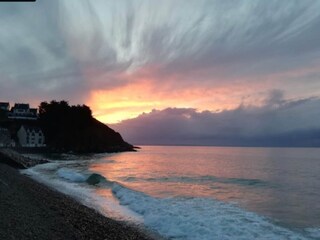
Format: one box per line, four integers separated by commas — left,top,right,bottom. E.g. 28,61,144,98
1,0,320,146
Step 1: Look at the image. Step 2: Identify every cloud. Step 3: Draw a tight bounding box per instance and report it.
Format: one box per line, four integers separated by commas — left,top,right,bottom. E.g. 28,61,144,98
113,91,320,146
0,1,320,121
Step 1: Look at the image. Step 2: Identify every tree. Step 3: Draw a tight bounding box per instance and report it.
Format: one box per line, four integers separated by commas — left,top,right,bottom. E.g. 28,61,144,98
38,100,131,153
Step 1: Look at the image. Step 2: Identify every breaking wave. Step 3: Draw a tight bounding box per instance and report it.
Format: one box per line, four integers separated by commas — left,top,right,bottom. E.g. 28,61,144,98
21,163,142,222
57,168,87,182
21,161,318,240
57,168,107,185
112,183,313,240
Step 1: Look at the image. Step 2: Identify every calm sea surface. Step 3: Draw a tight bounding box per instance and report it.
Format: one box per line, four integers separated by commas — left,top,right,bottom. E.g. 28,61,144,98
23,146,320,239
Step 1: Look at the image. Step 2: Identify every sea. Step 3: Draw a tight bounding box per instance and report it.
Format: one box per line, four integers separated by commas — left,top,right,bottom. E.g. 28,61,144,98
21,146,320,240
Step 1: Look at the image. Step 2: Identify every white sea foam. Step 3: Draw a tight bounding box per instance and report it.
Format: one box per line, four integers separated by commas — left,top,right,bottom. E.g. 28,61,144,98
24,162,60,172
21,163,142,223
112,183,311,240
57,168,87,182
304,228,320,239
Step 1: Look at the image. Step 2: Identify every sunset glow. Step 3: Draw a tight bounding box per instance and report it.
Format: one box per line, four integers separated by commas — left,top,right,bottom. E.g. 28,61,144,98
2,2,320,239
1,0,320,142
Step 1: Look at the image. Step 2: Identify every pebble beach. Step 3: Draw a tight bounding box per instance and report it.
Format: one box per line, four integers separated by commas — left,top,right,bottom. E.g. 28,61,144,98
0,159,156,240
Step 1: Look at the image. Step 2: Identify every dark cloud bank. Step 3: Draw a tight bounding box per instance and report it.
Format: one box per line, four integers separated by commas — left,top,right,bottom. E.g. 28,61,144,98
113,92,320,147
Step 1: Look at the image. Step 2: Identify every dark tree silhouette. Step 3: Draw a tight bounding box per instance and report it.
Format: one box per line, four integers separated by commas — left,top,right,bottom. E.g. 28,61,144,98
0,109,7,121
38,100,133,153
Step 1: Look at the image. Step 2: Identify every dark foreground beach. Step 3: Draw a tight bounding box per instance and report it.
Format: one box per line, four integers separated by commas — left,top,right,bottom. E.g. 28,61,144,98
0,161,156,240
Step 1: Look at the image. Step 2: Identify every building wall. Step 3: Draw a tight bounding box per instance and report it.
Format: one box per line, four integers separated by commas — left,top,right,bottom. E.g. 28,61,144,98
0,103,9,111
17,127,27,147
29,130,45,147
18,126,46,147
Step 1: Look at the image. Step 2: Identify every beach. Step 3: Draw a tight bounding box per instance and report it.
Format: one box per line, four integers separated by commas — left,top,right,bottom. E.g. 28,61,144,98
0,160,155,240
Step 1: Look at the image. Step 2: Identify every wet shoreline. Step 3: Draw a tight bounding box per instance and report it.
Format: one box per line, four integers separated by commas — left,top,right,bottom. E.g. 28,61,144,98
0,160,157,240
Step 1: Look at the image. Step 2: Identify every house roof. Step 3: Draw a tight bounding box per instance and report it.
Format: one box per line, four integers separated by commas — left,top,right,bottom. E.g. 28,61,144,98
0,102,9,107
13,103,29,109
21,125,43,133
30,108,37,114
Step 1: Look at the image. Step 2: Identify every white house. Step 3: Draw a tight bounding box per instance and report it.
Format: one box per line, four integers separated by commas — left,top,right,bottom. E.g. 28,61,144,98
0,102,10,111
8,103,37,120
17,126,46,147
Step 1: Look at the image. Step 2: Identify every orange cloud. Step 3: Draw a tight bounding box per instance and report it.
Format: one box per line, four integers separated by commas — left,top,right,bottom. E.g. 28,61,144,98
86,59,320,124
87,73,258,123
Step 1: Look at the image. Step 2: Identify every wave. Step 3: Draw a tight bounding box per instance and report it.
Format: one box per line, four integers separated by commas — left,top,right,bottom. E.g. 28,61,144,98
112,183,312,240
304,228,320,239
121,175,271,187
57,168,88,182
86,173,107,185
57,168,109,186
21,163,142,222
22,162,317,239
